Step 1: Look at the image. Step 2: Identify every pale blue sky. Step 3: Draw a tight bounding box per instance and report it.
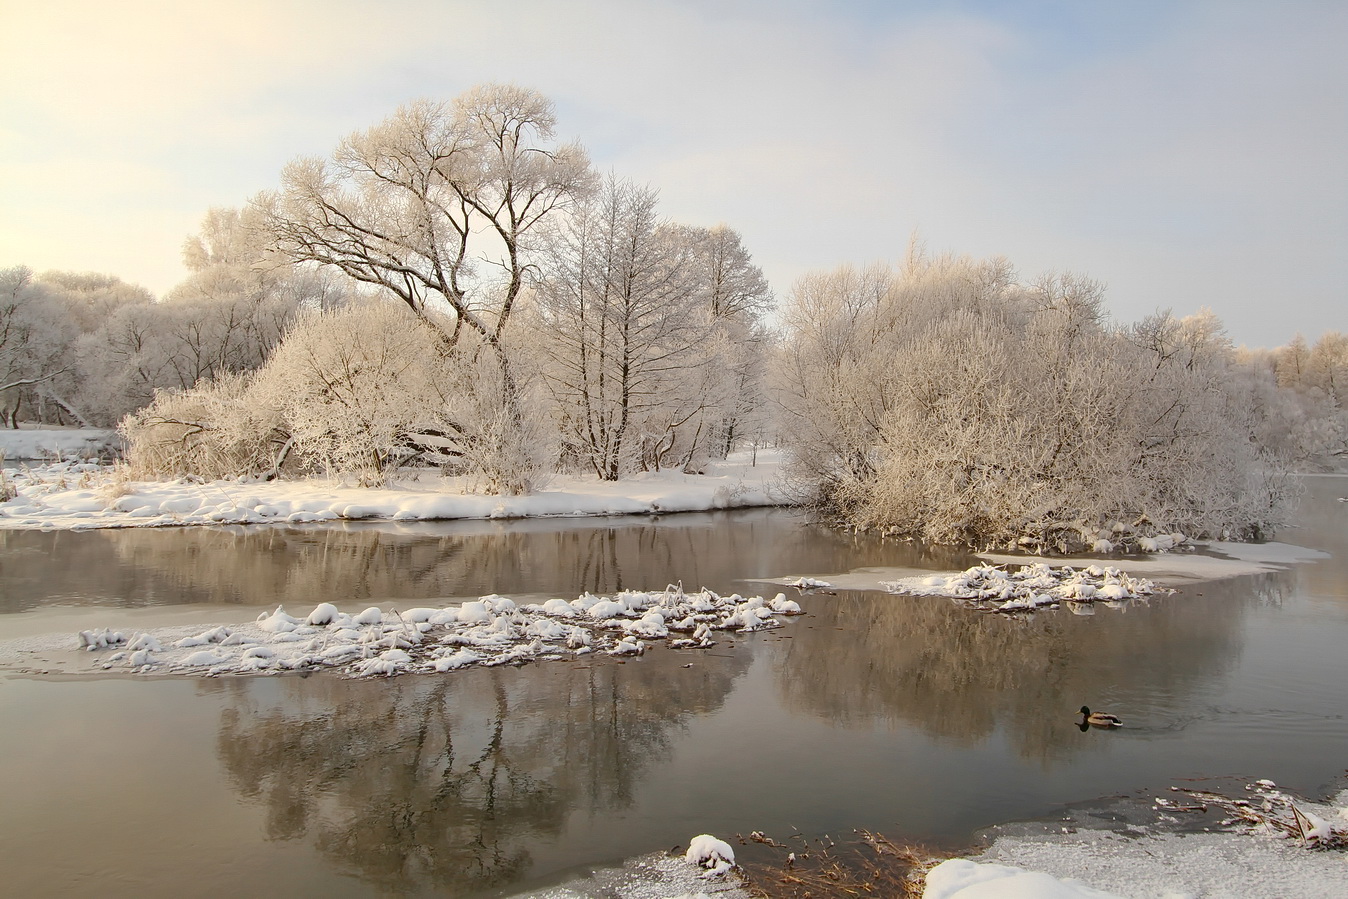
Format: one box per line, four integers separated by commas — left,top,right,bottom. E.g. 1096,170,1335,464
1,0,1343,347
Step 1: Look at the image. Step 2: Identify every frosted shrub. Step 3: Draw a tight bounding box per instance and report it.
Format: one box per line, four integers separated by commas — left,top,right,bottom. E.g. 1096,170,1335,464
445,335,557,494
250,303,449,485
123,302,555,491
777,252,1295,550
122,372,287,481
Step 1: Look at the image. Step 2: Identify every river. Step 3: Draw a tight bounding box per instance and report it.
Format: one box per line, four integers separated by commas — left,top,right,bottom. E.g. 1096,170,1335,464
1,476,1345,897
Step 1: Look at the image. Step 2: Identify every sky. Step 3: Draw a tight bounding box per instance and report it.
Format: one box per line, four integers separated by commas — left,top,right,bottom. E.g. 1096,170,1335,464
1,0,1344,348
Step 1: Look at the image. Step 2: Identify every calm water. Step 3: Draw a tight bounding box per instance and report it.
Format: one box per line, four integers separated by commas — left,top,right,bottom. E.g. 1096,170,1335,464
1,479,1346,897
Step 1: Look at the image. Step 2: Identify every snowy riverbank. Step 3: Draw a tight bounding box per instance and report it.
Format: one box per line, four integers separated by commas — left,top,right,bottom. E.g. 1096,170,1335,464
0,427,120,461
0,449,786,530
925,780,1348,899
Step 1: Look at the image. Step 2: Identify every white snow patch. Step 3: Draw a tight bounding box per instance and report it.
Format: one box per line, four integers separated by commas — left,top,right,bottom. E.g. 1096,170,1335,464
980,541,1330,587
923,858,1124,898
967,827,1348,899
685,834,736,877
884,563,1161,613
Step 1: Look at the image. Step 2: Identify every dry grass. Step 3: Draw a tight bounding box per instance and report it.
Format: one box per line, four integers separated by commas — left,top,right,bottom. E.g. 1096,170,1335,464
736,829,947,898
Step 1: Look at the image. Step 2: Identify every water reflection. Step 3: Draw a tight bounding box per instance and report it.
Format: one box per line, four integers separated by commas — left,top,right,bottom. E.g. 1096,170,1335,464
0,509,975,617
775,572,1293,762
212,651,748,895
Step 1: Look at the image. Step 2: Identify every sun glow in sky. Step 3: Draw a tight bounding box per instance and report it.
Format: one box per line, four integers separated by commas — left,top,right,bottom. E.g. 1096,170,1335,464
2,0,1343,346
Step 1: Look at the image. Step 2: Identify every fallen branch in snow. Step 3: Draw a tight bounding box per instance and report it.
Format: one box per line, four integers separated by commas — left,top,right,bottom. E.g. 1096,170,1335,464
882,562,1165,614
1166,779,1348,848
72,586,804,679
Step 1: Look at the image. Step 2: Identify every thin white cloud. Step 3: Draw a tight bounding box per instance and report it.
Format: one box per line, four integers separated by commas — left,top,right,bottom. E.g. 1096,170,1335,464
0,0,1342,345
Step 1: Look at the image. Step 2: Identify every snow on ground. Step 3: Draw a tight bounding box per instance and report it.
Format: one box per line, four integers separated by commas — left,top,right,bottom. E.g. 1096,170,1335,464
923,857,1126,898
0,427,120,461
961,822,1348,899
3,587,803,679
0,449,785,530
926,782,1348,899
507,839,749,899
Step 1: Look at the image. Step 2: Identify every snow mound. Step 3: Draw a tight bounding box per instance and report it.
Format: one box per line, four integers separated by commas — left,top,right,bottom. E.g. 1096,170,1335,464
685,834,736,877
884,563,1161,613
70,586,804,679
786,576,833,590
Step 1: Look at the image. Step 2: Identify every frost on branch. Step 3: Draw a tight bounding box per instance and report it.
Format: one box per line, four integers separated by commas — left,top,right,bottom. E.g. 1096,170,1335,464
122,302,555,490
774,249,1296,551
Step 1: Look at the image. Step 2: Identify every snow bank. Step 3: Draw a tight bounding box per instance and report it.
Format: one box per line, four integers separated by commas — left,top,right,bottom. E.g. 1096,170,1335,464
967,826,1348,899
884,563,1161,613
923,858,1124,899
0,450,785,530
932,780,1348,899
0,428,120,461
55,587,803,679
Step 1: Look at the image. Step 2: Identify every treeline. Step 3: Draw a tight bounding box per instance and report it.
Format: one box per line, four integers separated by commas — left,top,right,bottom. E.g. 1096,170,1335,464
771,251,1340,550
4,83,1343,548
1,209,345,428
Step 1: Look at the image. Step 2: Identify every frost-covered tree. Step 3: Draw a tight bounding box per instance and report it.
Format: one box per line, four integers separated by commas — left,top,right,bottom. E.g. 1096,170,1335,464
125,303,438,485
774,252,1016,492
1257,331,1348,469
124,302,557,488
74,207,339,425
776,249,1294,550
685,224,774,460
532,178,729,478
0,268,67,425
258,84,593,493
0,267,154,427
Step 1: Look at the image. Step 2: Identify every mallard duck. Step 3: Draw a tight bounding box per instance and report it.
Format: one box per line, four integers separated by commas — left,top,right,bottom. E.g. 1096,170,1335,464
1079,705,1122,728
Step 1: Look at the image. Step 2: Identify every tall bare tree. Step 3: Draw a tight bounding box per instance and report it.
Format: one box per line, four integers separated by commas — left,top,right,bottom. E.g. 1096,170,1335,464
257,85,593,492
532,177,721,478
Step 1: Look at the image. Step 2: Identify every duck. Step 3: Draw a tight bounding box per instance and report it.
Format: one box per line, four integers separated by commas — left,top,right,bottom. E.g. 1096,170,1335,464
1079,705,1122,728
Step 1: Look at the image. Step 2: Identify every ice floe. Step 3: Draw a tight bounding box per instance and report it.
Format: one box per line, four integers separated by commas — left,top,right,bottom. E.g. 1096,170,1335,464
63,587,805,678
883,563,1162,613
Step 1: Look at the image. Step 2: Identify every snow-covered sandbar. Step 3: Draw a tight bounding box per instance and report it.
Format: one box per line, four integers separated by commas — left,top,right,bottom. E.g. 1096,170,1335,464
4,587,802,680
0,450,785,531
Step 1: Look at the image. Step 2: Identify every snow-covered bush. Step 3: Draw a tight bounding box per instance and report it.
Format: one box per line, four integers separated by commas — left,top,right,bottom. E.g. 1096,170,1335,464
122,371,288,481
123,301,556,490
776,249,1296,550
249,303,450,484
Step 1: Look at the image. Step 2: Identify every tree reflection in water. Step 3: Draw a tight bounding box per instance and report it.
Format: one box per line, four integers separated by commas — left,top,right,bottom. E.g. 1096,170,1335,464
775,572,1292,762
212,650,748,895
1,508,978,616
